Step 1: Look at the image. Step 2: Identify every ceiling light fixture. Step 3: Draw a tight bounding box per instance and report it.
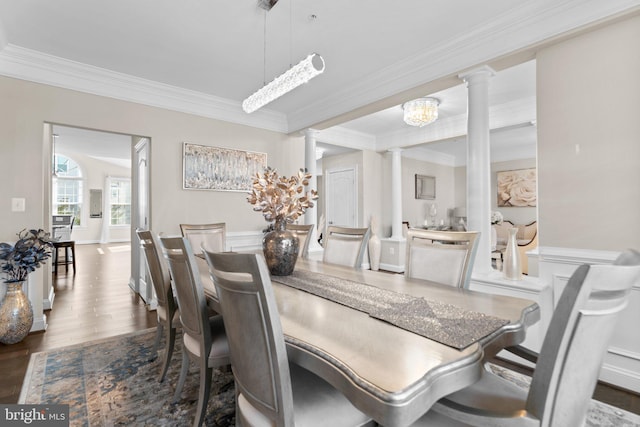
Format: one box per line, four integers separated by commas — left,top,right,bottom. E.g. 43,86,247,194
243,1,325,114
242,53,325,113
402,97,440,127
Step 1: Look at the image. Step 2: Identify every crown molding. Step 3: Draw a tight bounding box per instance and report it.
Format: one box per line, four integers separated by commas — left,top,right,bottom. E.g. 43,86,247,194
403,147,458,167
286,0,640,132
315,126,376,151
0,45,289,133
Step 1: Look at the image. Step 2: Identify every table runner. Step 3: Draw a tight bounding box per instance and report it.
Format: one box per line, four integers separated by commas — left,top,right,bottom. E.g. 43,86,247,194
273,270,509,350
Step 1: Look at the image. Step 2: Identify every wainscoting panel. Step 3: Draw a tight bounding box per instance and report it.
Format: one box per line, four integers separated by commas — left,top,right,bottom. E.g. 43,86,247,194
538,246,640,393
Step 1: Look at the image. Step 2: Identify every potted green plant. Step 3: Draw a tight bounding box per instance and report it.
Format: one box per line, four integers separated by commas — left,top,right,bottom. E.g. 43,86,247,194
0,229,53,344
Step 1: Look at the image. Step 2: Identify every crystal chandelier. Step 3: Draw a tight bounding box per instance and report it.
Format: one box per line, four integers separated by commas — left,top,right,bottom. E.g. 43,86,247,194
402,97,440,127
242,53,325,114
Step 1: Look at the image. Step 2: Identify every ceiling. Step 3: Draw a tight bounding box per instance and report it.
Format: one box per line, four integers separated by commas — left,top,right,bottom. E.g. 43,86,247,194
1,1,637,164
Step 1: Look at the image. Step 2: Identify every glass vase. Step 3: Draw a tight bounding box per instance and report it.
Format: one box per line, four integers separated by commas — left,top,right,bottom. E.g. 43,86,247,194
0,281,34,344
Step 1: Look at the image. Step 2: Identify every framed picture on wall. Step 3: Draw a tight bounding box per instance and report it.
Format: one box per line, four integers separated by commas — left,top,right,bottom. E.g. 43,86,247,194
415,174,436,200
183,142,267,191
496,168,537,207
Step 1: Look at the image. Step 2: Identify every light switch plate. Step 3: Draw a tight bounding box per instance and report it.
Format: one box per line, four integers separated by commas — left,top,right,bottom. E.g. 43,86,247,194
11,198,26,212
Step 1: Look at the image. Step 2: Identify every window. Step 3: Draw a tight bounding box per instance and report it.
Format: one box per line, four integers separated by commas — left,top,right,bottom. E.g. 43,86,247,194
110,179,131,225
53,154,83,225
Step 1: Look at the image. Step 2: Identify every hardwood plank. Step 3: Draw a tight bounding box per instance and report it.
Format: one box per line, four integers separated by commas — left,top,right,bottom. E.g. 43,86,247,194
0,242,157,404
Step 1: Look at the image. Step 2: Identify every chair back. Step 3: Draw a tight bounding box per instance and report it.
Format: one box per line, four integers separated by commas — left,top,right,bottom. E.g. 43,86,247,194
322,226,371,268
160,236,212,357
180,223,226,255
136,229,176,315
526,249,640,426
205,251,294,426
52,214,74,241
405,229,479,288
285,223,314,259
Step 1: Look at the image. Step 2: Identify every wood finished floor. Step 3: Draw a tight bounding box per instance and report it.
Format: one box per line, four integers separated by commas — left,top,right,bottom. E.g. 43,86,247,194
1,244,639,417
0,242,157,404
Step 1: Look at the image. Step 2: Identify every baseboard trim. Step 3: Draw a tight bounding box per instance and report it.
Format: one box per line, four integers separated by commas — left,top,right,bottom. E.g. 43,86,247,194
379,262,404,273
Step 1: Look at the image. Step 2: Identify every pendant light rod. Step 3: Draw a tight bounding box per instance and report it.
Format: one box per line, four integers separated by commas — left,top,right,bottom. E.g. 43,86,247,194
242,53,325,114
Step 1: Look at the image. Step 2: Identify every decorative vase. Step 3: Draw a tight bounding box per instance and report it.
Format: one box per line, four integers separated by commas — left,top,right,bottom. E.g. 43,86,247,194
491,225,498,251
503,228,522,280
263,220,299,276
368,216,381,271
0,281,34,344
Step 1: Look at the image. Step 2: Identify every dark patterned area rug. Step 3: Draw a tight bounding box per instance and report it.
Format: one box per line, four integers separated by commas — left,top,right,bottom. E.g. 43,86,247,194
19,329,235,426
19,329,640,426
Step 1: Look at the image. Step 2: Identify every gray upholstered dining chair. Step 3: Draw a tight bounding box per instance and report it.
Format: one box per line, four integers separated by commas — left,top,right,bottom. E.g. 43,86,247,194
180,222,226,255
159,236,230,427
136,229,179,383
322,226,371,268
409,249,640,427
285,223,314,259
204,251,374,427
405,229,480,289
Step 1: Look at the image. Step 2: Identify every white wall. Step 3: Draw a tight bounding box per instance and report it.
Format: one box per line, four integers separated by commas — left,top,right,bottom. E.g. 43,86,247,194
57,148,131,243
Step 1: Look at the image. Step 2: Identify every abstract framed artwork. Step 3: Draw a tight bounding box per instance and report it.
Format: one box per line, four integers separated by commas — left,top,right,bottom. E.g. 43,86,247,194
497,168,537,207
183,142,267,191
415,174,436,200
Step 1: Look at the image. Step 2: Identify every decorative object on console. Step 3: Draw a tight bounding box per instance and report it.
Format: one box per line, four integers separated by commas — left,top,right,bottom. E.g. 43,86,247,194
183,142,267,191
0,229,53,344
247,167,318,275
503,228,522,280
402,97,440,127
429,203,438,227
497,168,537,207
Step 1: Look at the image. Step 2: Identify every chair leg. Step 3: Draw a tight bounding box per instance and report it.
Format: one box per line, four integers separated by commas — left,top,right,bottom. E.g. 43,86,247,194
193,364,213,427
65,247,70,272
173,349,190,403
71,243,76,274
158,325,176,383
53,247,58,275
151,323,163,358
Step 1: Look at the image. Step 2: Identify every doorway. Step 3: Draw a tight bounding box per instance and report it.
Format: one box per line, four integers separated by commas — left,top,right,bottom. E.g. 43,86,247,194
46,124,152,304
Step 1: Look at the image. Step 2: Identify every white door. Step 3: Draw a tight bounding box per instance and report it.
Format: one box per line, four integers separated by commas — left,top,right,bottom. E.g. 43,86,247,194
132,138,154,306
326,167,357,228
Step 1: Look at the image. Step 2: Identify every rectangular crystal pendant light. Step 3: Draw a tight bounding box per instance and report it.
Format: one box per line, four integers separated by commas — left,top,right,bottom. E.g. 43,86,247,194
242,53,325,114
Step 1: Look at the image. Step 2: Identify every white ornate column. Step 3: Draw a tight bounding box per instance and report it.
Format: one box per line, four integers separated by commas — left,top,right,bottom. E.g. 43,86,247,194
459,66,495,274
389,148,404,240
304,129,322,252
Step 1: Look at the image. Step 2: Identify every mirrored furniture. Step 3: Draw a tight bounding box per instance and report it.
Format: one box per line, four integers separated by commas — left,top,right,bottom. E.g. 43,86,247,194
405,229,479,289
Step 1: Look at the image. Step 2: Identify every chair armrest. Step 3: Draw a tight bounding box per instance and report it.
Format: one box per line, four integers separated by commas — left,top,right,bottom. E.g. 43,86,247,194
504,344,539,364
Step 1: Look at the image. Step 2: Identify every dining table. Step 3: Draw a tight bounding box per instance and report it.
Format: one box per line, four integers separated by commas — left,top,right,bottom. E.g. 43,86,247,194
196,254,539,427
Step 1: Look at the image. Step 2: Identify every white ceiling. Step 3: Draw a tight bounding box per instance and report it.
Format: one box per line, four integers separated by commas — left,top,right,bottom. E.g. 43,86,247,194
1,1,637,164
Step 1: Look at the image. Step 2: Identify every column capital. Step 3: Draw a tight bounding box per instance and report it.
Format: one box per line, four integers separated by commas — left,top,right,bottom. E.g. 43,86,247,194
387,147,404,154
458,65,496,83
304,128,320,139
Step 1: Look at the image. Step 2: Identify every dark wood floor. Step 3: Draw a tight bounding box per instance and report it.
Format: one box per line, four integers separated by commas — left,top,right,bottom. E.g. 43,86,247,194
1,243,639,417
0,242,157,404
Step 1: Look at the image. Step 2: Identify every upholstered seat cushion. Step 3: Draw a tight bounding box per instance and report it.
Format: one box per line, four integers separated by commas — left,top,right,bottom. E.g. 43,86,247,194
182,315,229,365
238,363,372,427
